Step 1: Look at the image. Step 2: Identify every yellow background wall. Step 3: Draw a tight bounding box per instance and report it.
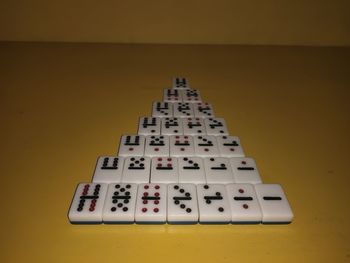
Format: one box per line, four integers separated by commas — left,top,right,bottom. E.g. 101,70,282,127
0,0,349,46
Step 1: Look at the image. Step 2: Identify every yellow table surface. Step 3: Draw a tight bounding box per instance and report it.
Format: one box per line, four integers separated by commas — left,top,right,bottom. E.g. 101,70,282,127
1,42,349,262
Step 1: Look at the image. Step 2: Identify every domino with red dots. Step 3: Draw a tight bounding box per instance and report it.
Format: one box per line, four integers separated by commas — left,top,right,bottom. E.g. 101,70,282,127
216,135,245,158
144,135,169,157
150,157,179,183
68,183,108,224
182,117,206,135
230,157,262,184
193,135,220,157
226,183,262,223
169,135,195,157
135,183,167,223
118,135,145,157
182,89,202,103
164,89,182,102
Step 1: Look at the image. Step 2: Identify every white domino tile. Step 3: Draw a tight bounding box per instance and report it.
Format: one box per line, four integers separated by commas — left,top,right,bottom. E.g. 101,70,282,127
254,184,293,223
197,184,231,223
122,157,151,183
182,89,202,103
92,156,124,183
150,157,179,183
161,117,183,135
102,183,138,223
182,117,206,135
68,183,108,223
216,135,245,157
178,157,206,184
118,135,145,157
194,135,220,157
164,89,182,102
167,184,199,224
173,102,195,118
204,118,229,135
152,102,173,117
172,77,190,90
204,157,234,184
144,135,169,157
193,102,215,118
226,183,262,223
138,117,161,136
135,183,167,223
230,157,262,184
169,135,195,157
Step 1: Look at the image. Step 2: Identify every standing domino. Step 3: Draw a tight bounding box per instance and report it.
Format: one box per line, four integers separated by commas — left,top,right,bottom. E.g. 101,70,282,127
161,117,183,135
193,102,215,118
122,157,151,183
204,157,234,184
230,157,262,184
254,184,293,224
216,136,245,157
178,157,206,184
102,183,138,224
164,89,182,102
167,184,199,224
92,156,124,183
138,117,161,135
197,184,231,223
118,135,145,157
173,77,190,89
193,135,220,157
182,117,206,135
68,183,108,224
152,102,173,117
135,184,167,224
169,135,195,157
226,183,262,223
150,157,179,183
144,135,169,157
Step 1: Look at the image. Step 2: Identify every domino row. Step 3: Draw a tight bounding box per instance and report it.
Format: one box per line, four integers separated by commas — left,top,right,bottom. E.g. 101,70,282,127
93,156,262,185
138,117,228,135
153,102,214,118
68,183,293,224
119,135,244,157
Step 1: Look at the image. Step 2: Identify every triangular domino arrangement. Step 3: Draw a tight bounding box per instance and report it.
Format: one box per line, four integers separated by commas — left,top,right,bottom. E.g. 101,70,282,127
68,77,294,225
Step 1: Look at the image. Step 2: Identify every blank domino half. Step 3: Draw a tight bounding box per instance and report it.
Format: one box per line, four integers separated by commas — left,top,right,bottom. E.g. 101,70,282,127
254,184,293,224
